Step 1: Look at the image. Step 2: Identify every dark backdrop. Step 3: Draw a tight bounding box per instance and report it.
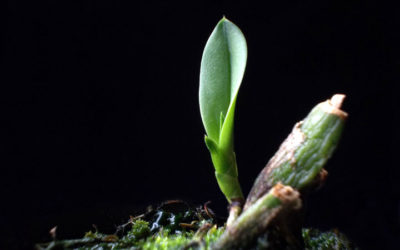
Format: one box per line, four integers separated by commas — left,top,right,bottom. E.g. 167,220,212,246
2,0,398,249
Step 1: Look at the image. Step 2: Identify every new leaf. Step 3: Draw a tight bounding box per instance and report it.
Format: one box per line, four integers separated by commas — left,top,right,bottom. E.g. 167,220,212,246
199,18,247,202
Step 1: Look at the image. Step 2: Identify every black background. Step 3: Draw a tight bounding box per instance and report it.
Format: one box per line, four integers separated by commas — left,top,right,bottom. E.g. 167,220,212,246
2,0,398,249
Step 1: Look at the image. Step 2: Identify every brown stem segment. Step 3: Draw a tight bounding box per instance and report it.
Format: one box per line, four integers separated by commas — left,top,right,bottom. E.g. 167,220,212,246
226,198,243,228
212,183,301,250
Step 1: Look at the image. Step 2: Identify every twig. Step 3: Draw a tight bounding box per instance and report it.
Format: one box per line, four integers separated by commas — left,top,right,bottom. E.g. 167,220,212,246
245,94,347,210
212,183,301,249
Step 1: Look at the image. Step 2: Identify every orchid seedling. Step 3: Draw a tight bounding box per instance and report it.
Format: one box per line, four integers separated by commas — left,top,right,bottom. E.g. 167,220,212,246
37,17,352,249
199,17,247,204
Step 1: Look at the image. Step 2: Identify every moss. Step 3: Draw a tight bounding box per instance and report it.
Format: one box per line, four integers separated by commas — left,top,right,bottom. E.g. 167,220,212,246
130,220,151,239
36,202,355,250
46,222,222,250
38,225,355,249
302,228,357,250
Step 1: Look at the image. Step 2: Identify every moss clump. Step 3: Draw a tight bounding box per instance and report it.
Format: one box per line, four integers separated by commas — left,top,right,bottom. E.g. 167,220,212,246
302,228,356,250
129,220,151,240
141,225,224,250
36,201,222,249
36,201,355,250
38,225,355,250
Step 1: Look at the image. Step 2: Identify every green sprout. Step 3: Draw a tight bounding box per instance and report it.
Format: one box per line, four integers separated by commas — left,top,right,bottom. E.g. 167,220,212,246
199,17,247,203
36,18,353,250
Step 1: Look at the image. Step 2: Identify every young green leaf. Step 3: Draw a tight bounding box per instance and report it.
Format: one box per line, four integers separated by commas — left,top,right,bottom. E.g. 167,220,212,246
199,18,247,202
199,17,247,143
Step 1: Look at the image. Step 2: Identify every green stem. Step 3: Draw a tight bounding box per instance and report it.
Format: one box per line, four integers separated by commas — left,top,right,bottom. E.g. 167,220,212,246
244,94,347,210
205,136,244,202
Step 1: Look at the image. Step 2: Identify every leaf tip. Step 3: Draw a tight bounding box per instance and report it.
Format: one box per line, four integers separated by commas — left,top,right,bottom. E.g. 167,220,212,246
219,16,231,25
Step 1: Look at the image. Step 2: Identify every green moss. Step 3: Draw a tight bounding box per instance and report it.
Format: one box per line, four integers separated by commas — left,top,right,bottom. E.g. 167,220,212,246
37,203,355,250
38,225,355,249
138,224,224,250
130,220,151,239
57,222,222,250
141,230,193,250
302,228,357,250
36,202,223,250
